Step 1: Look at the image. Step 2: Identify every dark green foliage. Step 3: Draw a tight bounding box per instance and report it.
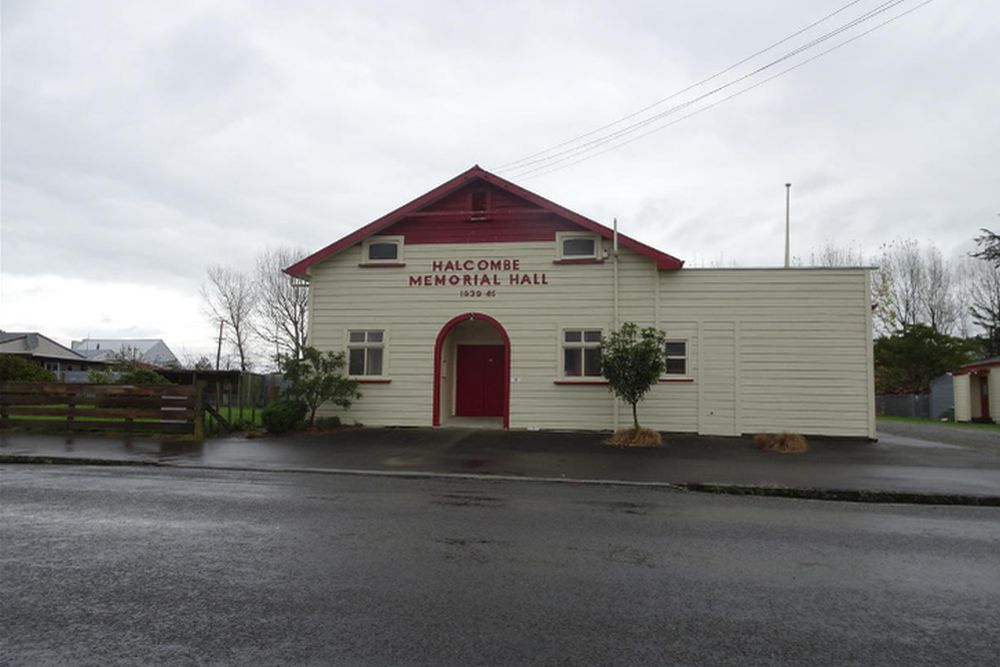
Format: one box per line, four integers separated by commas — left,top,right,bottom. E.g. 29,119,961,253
0,356,57,382
875,325,980,394
261,399,307,434
88,366,170,385
313,416,342,430
116,368,170,385
277,346,360,426
600,323,667,430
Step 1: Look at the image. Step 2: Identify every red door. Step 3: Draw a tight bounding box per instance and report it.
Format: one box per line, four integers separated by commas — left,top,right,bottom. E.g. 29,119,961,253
455,345,505,417
981,375,991,420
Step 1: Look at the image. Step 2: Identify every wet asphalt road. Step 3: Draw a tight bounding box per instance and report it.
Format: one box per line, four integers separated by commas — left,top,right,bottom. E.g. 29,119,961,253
2,466,999,666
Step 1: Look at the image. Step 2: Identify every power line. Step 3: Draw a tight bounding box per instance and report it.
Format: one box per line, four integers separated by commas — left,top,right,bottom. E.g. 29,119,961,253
501,0,910,178
514,0,936,180
495,0,868,172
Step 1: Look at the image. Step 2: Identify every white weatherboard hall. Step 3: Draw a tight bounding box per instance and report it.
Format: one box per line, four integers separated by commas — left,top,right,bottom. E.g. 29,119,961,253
286,166,876,438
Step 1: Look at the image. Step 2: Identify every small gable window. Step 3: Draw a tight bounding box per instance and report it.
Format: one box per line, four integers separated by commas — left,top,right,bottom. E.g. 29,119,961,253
556,232,601,261
361,236,404,265
368,242,397,260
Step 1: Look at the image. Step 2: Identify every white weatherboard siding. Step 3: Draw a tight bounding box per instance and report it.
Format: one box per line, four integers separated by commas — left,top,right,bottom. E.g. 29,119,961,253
954,374,971,422
307,241,874,437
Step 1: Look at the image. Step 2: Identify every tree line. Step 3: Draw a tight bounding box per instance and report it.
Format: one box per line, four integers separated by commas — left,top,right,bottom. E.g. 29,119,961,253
200,247,309,371
869,229,998,394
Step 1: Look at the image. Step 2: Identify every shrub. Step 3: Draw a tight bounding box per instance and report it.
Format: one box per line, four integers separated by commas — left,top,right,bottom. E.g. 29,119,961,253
606,427,663,448
0,356,56,382
754,432,808,454
116,368,170,385
87,369,115,384
314,416,342,430
277,346,360,426
261,399,307,434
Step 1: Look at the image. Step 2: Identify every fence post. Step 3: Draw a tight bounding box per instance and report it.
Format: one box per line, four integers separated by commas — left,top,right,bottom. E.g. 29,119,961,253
193,381,205,441
67,386,77,428
237,373,244,425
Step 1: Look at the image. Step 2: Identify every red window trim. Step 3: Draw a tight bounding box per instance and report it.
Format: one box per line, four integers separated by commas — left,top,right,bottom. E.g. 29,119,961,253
358,262,406,268
355,378,392,384
659,377,694,383
552,258,605,265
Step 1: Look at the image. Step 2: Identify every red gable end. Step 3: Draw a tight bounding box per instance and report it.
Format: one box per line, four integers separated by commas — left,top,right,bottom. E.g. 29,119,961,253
285,166,684,277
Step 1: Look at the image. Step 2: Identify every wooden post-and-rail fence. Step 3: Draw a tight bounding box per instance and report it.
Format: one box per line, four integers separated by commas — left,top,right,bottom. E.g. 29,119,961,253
0,383,205,439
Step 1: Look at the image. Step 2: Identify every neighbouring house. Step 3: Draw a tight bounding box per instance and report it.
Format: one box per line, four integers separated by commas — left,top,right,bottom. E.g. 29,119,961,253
71,338,179,368
0,331,102,379
953,358,999,423
285,165,876,438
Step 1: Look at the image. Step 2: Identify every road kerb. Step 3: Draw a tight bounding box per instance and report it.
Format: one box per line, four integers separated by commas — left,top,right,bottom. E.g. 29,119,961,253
2,454,999,507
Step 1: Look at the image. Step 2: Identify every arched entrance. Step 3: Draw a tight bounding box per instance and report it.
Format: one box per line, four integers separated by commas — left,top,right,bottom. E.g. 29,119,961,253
433,312,510,429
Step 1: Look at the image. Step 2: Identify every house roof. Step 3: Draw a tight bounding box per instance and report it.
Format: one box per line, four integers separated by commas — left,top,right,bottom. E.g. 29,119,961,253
0,331,94,363
73,338,162,354
285,165,684,278
953,357,1000,375
71,338,178,365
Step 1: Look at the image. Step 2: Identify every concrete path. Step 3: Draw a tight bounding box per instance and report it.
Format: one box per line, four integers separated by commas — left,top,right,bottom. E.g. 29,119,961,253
2,424,998,503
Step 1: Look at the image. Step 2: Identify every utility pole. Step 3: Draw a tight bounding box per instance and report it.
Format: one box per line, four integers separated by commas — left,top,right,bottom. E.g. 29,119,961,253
215,320,224,371
784,183,792,268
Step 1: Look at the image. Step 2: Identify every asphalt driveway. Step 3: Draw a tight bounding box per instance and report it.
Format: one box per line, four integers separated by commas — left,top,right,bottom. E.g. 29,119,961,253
876,419,999,453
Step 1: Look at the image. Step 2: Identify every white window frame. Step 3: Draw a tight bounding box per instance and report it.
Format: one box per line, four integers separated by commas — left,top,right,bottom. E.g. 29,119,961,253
561,328,603,378
346,329,387,378
663,339,689,377
556,232,601,261
362,236,404,264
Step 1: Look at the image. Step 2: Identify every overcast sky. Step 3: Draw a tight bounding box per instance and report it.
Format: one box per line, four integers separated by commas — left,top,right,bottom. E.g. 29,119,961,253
2,0,998,361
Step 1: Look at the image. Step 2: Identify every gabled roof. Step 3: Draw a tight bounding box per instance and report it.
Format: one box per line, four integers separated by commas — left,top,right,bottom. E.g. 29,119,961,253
71,338,178,366
285,165,684,278
0,331,94,362
953,357,1000,375
73,338,163,354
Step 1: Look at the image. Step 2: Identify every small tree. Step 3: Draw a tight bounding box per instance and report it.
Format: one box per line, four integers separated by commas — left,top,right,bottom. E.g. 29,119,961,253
202,265,257,371
600,322,667,431
277,346,360,426
253,247,310,360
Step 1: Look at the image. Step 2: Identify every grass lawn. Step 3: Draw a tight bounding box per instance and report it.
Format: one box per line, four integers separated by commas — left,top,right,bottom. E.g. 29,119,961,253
206,405,263,429
5,403,263,434
877,415,1000,430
